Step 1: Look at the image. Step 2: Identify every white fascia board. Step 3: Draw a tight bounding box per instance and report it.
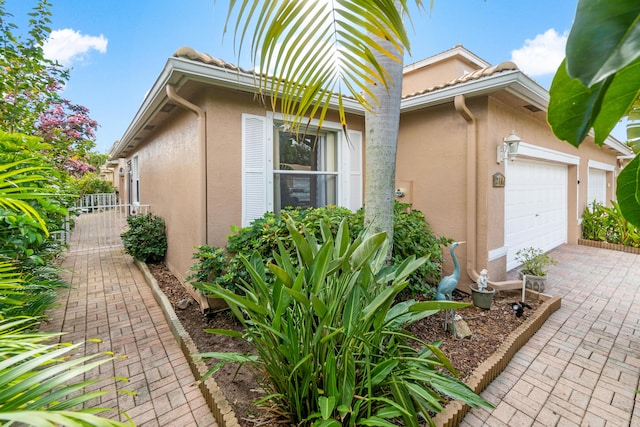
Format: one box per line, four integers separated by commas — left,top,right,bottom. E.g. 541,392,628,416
400,70,543,113
111,57,364,159
603,136,633,155
110,59,177,158
404,46,491,73
168,58,364,114
517,142,580,165
588,160,615,171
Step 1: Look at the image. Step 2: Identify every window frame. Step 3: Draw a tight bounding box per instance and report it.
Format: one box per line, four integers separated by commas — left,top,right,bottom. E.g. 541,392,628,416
272,122,340,211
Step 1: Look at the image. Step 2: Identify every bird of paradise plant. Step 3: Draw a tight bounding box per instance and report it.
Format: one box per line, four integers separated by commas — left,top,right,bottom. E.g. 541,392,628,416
197,217,491,426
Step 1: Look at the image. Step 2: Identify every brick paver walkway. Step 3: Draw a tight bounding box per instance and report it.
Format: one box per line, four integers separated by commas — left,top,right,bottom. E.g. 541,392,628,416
40,220,217,427
462,244,640,427
42,213,640,427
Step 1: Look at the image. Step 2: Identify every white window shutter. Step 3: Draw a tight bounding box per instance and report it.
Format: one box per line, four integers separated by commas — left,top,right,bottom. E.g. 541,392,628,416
346,130,363,211
242,114,267,226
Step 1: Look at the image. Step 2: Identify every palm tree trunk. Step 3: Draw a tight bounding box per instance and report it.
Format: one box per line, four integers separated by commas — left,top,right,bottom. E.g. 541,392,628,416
364,1,404,258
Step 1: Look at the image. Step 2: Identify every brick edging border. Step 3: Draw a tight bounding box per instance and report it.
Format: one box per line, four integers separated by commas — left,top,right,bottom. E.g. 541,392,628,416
433,293,562,427
135,260,241,427
578,238,640,254
137,259,560,427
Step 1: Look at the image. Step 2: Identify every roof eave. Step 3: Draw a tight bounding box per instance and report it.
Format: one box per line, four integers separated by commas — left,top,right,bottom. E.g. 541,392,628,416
400,70,548,113
110,57,364,159
400,70,632,156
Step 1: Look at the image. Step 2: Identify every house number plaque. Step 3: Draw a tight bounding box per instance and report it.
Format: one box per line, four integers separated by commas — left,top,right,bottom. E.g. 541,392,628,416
493,172,505,188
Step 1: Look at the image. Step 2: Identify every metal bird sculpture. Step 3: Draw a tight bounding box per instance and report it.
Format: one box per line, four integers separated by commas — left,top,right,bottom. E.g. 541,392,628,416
436,241,465,336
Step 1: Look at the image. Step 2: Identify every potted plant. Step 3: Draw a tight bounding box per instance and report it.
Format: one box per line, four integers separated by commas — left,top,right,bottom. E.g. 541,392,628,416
470,269,495,309
515,247,557,292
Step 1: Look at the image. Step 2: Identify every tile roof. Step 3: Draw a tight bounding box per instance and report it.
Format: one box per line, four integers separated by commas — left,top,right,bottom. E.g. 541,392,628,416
173,46,254,74
402,61,519,99
174,46,520,100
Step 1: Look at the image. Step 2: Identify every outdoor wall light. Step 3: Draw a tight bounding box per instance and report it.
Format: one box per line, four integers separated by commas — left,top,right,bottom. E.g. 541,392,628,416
497,130,521,163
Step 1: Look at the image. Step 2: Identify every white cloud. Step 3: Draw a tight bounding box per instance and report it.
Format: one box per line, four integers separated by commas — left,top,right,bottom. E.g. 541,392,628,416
510,29,568,77
43,28,108,66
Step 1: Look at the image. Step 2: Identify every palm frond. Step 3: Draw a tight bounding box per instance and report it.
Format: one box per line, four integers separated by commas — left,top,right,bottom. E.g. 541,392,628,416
226,0,423,130
0,160,51,235
0,339,133,426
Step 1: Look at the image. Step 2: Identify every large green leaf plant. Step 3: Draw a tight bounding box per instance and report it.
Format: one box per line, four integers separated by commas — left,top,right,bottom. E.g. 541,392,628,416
547,0,640,226
197,217,491,426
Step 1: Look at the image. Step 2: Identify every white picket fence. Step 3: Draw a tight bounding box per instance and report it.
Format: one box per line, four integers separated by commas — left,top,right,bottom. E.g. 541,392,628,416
51,193,150,252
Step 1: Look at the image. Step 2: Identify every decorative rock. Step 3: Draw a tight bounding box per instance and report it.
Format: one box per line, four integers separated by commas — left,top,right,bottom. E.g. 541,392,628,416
453,315,472,338
175,297,191,310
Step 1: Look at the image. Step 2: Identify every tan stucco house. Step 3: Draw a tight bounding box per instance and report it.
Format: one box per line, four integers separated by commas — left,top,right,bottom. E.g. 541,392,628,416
109,45,631,304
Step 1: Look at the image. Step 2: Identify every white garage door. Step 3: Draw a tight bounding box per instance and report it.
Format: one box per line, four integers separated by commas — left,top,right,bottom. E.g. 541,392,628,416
505,159,568,271
588,168,607,206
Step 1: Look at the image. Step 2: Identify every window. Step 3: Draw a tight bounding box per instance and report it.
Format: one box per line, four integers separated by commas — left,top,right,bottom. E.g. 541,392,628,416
274,127,337,211
242,113,362,226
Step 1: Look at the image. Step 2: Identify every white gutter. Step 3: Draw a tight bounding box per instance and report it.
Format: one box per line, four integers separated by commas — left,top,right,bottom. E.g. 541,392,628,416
110,56,364,160
454,94,522,291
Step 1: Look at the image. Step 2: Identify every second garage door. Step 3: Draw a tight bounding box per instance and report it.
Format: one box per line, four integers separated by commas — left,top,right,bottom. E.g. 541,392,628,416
505,159,568,271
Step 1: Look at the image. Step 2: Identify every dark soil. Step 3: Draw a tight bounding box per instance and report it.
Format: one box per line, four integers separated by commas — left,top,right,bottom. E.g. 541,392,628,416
148,262,542,426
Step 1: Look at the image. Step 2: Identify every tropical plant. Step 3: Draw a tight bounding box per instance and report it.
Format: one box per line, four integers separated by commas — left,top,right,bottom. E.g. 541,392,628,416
547,0,640,227
189,203,449,297
0,145,133,425
196,218,491,426
581,202,609,242
188,245,232,290
0,138,71,317
0,317,134,427
0,134,72,268
121,212,167,263
515,247,557,277
224,0,424,253
0,132,75,228
581,201,640,247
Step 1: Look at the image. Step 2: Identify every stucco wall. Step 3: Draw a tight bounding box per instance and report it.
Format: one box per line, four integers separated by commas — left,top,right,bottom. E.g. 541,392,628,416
397,100,474,282
402,56,481,96
396,92,623,285
129,106,202,284
128,85,366,291
203,88,266,248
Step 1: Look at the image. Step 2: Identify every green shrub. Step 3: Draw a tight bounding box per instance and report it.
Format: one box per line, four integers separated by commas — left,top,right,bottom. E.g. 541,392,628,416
75,172,115,196
189,202,450,297
515,247,557,277
581,201,640,247
121,213,167,263
195,218,491,425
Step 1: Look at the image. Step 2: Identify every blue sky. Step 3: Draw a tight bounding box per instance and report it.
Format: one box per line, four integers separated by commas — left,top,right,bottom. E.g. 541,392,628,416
8,0,612,153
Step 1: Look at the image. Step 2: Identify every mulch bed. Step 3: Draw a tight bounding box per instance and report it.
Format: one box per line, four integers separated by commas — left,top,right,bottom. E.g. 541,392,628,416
147,262,542,426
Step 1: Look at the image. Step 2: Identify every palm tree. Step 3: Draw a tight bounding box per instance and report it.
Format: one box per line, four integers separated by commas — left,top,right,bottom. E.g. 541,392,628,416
224,0,422,249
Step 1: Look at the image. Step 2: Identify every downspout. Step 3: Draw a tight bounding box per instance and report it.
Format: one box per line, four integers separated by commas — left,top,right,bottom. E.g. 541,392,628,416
166,84,208,246
454,95,521,290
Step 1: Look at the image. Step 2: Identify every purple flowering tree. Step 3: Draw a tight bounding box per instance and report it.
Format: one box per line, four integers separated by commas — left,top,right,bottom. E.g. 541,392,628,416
0,0,100,177
36,99,99,177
